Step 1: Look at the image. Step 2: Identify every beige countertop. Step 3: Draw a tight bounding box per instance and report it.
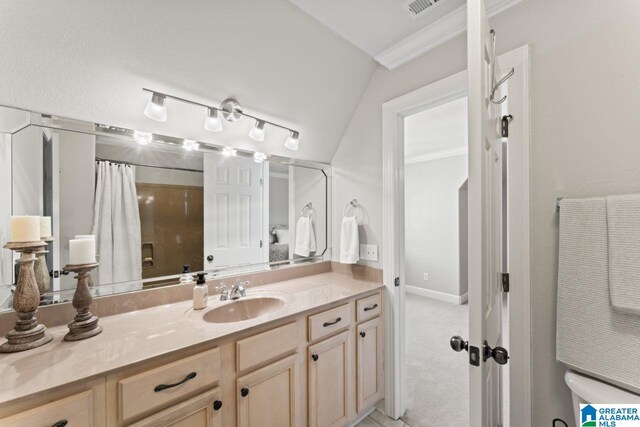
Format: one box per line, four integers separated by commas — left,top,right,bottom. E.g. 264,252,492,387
0,272,383,405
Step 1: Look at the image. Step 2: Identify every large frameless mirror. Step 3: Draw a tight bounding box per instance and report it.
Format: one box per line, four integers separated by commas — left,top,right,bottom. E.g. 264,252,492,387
0,106,330,311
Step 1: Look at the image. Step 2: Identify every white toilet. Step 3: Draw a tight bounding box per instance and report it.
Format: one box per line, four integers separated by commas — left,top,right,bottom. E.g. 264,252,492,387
565,370,640,425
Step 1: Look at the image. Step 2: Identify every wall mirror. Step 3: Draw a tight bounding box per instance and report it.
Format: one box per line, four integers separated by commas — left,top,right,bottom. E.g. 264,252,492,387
0,106,330,311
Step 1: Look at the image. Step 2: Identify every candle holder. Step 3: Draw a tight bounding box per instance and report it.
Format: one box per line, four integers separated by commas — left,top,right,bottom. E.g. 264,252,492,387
1,241,53,353
63,262,102,341
34,237,54,303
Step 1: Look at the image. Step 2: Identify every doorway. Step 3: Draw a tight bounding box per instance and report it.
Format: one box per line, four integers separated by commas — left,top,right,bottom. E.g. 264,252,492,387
402,96,472,426
381,45,531,426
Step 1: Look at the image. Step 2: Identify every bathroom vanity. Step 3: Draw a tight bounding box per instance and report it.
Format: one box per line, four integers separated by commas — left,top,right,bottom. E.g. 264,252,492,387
0,272,384,427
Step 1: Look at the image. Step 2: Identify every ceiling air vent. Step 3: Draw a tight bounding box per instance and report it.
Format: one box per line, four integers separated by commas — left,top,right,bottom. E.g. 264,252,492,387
405,0,441,17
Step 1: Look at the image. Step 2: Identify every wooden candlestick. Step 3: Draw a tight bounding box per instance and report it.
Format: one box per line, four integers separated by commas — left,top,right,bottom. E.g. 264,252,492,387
1,241,53,353
34,237,54,302
63,262,102,341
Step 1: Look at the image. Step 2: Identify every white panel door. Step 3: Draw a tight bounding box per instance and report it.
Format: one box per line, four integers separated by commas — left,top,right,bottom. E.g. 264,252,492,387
204,153,264,268
468,0,505,425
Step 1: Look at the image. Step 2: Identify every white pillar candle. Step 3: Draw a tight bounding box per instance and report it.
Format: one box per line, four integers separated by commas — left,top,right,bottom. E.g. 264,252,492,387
40,216,52,238
69,238,96,265
75,234,95,240
11,216,41,242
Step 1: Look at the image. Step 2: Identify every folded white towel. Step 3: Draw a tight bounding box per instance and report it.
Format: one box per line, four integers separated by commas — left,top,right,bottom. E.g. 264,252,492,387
340,216,359,264
294,216,316,257
607,194,640,315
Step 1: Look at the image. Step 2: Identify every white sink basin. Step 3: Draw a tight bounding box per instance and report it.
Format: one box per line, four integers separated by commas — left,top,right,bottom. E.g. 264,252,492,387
199,293,291,324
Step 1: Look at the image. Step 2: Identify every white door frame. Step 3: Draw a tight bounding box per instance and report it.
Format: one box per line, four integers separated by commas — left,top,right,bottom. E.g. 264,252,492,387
382,44,531,426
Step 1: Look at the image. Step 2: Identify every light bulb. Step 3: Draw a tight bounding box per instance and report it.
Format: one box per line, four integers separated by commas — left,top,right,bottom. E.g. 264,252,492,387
204,108,223,132
253,152,267,163
183,139,199,151
284,131,299,151
134,131,152,145
143,92,167,122
222,147,237,157
249,120,265,142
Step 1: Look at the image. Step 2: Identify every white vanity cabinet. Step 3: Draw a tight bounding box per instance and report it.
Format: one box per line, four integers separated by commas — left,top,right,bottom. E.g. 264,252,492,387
0,289,384,427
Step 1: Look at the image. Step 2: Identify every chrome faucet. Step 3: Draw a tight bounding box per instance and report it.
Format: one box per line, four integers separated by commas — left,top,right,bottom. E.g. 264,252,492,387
230,281,247,300
217,281,248,301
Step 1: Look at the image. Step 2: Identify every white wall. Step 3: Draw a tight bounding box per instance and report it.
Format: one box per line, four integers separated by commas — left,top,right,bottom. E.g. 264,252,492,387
269,175,289,226
332,0,640,422
58,130,96,290
404,154,467,296
0,134,11,302
0,0,375,163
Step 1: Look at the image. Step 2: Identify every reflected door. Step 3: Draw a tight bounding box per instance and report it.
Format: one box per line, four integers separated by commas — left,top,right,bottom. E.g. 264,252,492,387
204,154,264,268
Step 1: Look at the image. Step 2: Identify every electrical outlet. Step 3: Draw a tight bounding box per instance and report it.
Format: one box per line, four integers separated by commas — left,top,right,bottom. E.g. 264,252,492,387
424,273,429,281
359,244,379,262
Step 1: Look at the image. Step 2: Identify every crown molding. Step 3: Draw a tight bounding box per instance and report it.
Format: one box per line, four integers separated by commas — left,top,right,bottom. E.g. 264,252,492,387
374,0,525,70
404,146,468,164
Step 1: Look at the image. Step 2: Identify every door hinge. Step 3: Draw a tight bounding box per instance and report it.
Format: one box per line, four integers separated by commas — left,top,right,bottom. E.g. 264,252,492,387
260,178,263,185
394,277,400,287
259,240,263,248
501,114,513,138
501,272,510,293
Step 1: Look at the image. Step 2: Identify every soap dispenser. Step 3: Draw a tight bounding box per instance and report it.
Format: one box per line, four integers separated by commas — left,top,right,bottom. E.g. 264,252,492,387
180,264,194,285
193,272,208,310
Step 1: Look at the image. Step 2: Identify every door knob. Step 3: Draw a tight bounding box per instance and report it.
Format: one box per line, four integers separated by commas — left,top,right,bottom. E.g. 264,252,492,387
207,255,214,262
483,341,510,365
450,336,469,352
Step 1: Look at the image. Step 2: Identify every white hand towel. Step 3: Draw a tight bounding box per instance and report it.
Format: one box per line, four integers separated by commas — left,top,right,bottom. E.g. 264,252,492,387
294,216,316,257
340,216,359,264
607,194,640,315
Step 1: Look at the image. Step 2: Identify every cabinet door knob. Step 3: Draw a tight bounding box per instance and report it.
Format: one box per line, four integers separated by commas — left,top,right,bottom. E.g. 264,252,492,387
241,387,250,397
311,354,319,361
52,421,68,427
213,400,223,411
360,331,366,338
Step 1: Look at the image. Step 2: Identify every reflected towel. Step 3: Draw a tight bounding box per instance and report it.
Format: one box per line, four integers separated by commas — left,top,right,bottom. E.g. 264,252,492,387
340,216,359,264
294,216,316,257
607,194,640,315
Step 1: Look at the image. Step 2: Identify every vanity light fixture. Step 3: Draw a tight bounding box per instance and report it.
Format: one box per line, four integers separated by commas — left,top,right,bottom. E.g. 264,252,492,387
143,92,168,122
204,108,223,132
183,139,199,151
142,88,301,150
249,120,266,142
284,131,299,151
134,131,153,145
222,147,237,157
253,152,267,163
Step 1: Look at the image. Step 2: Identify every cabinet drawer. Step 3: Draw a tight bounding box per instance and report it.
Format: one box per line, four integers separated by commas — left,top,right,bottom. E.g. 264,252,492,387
237,322,298,372
308,303,352,342
129,387,222,427
0,390,92,427
119,347,221,423
356,293,382,323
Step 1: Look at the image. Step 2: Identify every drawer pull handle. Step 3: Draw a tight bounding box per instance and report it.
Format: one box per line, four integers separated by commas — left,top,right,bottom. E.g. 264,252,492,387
52,421,68,427
363,304,378,312
154,372,197,392
311,354,319,361
241,387,250,397
360,331,366,338
323,317,342,327
213,400,223,411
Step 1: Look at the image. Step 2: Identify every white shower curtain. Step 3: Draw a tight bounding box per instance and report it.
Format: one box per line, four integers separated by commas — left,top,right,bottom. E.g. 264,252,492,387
91,161,142,289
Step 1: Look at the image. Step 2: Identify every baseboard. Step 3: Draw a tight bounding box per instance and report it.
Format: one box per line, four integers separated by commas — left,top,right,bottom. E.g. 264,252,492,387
347,406,376,427
405,284,467,305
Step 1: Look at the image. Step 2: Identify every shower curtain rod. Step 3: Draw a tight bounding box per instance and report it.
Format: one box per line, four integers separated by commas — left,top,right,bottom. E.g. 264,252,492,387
95,157,203,173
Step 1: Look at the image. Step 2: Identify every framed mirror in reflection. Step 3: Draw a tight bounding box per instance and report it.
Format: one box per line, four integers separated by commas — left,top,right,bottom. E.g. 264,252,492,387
0,106,330,311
